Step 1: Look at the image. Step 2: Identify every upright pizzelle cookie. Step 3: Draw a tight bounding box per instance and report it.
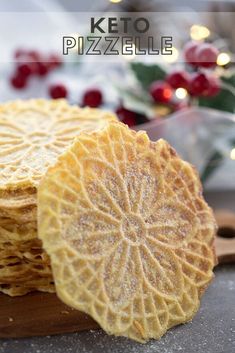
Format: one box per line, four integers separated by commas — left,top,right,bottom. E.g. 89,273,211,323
38,121,217,342
0,99,116,191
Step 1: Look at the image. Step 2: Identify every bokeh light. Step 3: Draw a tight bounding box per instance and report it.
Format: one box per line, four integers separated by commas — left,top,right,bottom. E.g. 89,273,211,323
230,148,235,160
217,52,231,66
175,88,188,100
190,25,210,40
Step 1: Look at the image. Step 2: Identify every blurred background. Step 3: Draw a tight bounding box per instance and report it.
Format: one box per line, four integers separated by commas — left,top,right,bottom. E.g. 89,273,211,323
0,0,235,191
1,0,235,13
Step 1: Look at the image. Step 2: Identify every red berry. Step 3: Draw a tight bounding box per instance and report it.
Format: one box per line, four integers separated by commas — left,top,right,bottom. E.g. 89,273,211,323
149,81,173,103
35,62,49,76
189,73,210,96
116,107,136,127
14,49,26,59
166,70,190,89
195,44,219,68
10,74,28,89
82,89,103,108
184,41,200,66
49,84,67,99
204,76,221,97
27,50,41,62
17,63,33,77
47,54,63,70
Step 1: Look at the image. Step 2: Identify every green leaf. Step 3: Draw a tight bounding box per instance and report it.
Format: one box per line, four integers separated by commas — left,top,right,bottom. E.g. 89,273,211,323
200,150,224,184
119,89,156,118
229,138,235,146
221,72,235,87
130,62,167,90
199,73,235,113
198,87,235,113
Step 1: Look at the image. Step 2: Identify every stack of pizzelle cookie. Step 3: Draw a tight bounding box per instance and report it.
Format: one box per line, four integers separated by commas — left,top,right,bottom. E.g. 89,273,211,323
0,99,117,296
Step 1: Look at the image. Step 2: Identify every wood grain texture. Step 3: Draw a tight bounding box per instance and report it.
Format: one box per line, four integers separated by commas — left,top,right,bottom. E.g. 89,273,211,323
0,291,98,338
0,209,234,339
214,209,235,263
215,236,235,263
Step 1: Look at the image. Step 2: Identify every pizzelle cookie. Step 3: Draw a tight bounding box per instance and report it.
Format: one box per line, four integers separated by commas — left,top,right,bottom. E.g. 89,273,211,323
38,121,217,342
0,99,116,190
0,99,117,296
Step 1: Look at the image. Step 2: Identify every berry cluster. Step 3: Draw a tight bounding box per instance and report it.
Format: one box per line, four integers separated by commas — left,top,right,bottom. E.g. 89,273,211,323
149,41,221,105
9,41,223,128
11,49,62,89
10,49,105,107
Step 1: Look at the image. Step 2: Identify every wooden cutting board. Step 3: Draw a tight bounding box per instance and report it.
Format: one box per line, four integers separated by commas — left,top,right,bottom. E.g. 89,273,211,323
0,209,235,339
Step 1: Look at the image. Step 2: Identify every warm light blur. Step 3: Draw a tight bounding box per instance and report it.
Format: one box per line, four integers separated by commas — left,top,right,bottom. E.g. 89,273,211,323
152,105,171,117
217,52,231,66
230,148,235,160
122,43,136,61
109,0,122,3
190,25,210,40
163,88,172,101
163,47,179,63
175,88,188,100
